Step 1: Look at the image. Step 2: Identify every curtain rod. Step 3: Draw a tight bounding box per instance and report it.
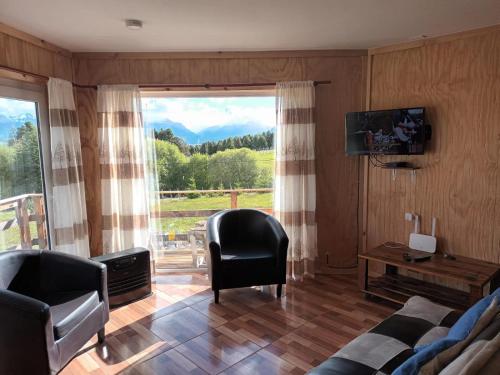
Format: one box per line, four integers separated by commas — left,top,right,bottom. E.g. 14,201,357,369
0,64,331,89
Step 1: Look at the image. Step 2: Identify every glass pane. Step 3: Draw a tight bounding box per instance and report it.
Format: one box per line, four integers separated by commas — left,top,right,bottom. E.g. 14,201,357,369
142,95,275,270
0,97,48,250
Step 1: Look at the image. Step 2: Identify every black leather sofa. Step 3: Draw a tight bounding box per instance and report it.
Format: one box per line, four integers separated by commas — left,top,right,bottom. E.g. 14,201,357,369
206,209,288,303
0,250,109,375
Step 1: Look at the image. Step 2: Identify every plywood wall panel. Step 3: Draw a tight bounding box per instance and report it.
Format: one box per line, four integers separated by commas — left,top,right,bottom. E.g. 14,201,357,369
75,88,102,257
367,29,500,265
306,57,364,267
73,53,365,263
0,31,72,80
247,57,305,82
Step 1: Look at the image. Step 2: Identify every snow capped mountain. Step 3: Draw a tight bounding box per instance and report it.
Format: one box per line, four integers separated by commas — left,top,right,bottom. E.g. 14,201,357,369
147,117,274,145
0,113,37,141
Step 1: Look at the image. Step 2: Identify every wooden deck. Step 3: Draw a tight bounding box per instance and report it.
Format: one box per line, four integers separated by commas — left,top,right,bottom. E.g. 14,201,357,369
155,249,207,270
61,272,396,375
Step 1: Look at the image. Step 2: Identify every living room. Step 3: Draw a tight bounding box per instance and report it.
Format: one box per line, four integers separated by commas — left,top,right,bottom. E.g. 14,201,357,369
0,1,499,374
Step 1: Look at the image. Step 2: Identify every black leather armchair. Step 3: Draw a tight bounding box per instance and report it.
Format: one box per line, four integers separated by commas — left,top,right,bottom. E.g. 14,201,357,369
206,209,288,303
0,250,109,375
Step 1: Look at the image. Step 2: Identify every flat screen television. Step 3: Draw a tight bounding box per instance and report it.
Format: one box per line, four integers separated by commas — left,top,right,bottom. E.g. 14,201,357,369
345,107,426,155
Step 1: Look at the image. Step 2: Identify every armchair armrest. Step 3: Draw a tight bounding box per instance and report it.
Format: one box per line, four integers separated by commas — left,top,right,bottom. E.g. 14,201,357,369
207,213,222,262
206,213,223,288
0,289,55,374
266,216,289,278
0,288,50,319
266,217,288,254
40,251,108,304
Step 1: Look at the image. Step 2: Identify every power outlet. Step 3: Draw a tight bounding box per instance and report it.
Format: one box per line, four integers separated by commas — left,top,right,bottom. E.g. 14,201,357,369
405,212,413,221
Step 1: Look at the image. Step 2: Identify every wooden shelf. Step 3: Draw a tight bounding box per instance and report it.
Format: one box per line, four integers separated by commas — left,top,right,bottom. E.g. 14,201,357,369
359,244,500,310
380,166,420,170
364,274,470,311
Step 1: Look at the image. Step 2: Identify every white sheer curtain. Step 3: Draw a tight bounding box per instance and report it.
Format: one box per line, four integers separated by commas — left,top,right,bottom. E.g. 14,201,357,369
97,85,158,253
47,77,90,257
274,81,318,279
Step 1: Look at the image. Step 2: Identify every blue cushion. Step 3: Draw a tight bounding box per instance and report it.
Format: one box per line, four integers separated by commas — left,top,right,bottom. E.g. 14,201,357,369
393,289,500,375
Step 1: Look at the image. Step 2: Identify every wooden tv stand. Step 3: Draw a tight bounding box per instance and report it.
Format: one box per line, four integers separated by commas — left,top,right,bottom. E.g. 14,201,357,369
358,244,500,310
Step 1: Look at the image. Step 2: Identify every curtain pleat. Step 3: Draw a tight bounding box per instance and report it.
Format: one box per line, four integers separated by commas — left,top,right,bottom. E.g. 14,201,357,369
47,77,90,257
273,81,317,279
97,85,157,253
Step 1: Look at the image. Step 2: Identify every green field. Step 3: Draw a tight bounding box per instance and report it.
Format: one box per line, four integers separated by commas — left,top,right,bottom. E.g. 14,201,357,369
156,149,274,234
156,191,273,234
1,192,273,249
255,150,274,171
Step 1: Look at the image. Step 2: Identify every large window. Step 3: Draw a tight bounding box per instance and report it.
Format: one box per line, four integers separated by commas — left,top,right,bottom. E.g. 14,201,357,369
142,92,275,270
0,79,51,250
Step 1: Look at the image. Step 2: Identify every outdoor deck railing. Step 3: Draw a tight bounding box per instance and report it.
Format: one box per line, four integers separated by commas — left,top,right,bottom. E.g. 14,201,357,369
0,189,271,253
154,188,273,268
154,188,273,219
0,193,48,249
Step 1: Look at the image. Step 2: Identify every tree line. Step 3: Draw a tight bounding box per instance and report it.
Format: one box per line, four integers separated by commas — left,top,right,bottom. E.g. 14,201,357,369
154,141,273,195
0,123,42,199
154,129,274,156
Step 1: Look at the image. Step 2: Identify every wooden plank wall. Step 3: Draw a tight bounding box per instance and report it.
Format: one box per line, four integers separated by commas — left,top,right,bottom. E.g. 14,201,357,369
72,51,366,263
0,23,73,80
364,25,500,265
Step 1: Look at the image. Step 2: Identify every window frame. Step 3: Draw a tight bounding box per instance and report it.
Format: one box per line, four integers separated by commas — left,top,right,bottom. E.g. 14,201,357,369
0,77,53,249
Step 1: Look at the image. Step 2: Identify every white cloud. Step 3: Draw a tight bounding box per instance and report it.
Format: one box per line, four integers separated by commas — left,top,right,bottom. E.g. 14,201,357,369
0,98,37,118
142,97,275,133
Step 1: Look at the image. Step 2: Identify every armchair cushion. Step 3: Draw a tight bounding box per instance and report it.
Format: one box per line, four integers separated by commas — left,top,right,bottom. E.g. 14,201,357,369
48,291,99,340
221,245,275,261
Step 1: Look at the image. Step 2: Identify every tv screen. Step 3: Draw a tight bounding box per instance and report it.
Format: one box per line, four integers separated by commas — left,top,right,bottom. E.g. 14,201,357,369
345,107,426,155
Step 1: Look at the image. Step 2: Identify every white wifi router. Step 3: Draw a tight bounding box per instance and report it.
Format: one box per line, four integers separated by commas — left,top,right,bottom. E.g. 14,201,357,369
409,216,437,253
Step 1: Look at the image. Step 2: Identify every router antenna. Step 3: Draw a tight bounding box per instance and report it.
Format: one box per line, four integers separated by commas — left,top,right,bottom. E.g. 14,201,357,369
431,217,436,237
414,215,419,234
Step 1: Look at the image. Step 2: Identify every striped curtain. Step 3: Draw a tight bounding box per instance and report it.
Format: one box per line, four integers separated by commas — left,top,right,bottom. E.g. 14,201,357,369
274,81,318,279
47,78,90,257
98,85,152,253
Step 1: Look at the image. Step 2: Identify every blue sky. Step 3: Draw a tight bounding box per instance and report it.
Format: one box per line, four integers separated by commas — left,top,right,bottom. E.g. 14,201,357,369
0,97,37,118
141,96,276,133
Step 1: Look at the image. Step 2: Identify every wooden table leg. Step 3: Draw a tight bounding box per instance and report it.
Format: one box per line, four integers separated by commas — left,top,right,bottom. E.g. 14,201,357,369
358,259,368,291
469,285,483,306
490,272,500,292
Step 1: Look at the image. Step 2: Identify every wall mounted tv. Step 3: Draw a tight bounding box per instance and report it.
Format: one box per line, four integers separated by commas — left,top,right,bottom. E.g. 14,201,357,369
345,107,426,155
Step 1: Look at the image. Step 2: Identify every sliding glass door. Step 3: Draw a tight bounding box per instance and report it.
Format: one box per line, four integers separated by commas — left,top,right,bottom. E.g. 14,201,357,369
141,91,275,271
0,79,51,250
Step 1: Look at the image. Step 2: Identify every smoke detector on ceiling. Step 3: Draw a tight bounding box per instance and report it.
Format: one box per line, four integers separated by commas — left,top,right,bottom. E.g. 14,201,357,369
125,19,143,30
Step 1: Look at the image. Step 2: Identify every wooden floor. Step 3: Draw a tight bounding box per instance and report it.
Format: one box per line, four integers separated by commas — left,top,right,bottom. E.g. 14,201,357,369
61,272,396,375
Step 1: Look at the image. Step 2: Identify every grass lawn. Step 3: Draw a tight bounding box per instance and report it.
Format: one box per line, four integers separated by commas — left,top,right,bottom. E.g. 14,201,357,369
156,192,273,234
0,209,41,250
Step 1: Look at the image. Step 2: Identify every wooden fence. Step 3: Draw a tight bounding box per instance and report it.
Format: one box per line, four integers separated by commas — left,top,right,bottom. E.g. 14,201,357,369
154,188,273,268
154,188,273,219
0,193,48,249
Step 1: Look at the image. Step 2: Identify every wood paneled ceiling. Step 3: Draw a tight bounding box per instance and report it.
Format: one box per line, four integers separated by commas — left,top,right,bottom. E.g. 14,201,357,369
1,0,499,52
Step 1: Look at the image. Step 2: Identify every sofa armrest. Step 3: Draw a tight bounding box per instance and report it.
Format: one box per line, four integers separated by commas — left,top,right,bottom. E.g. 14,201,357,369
40,251,108,304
